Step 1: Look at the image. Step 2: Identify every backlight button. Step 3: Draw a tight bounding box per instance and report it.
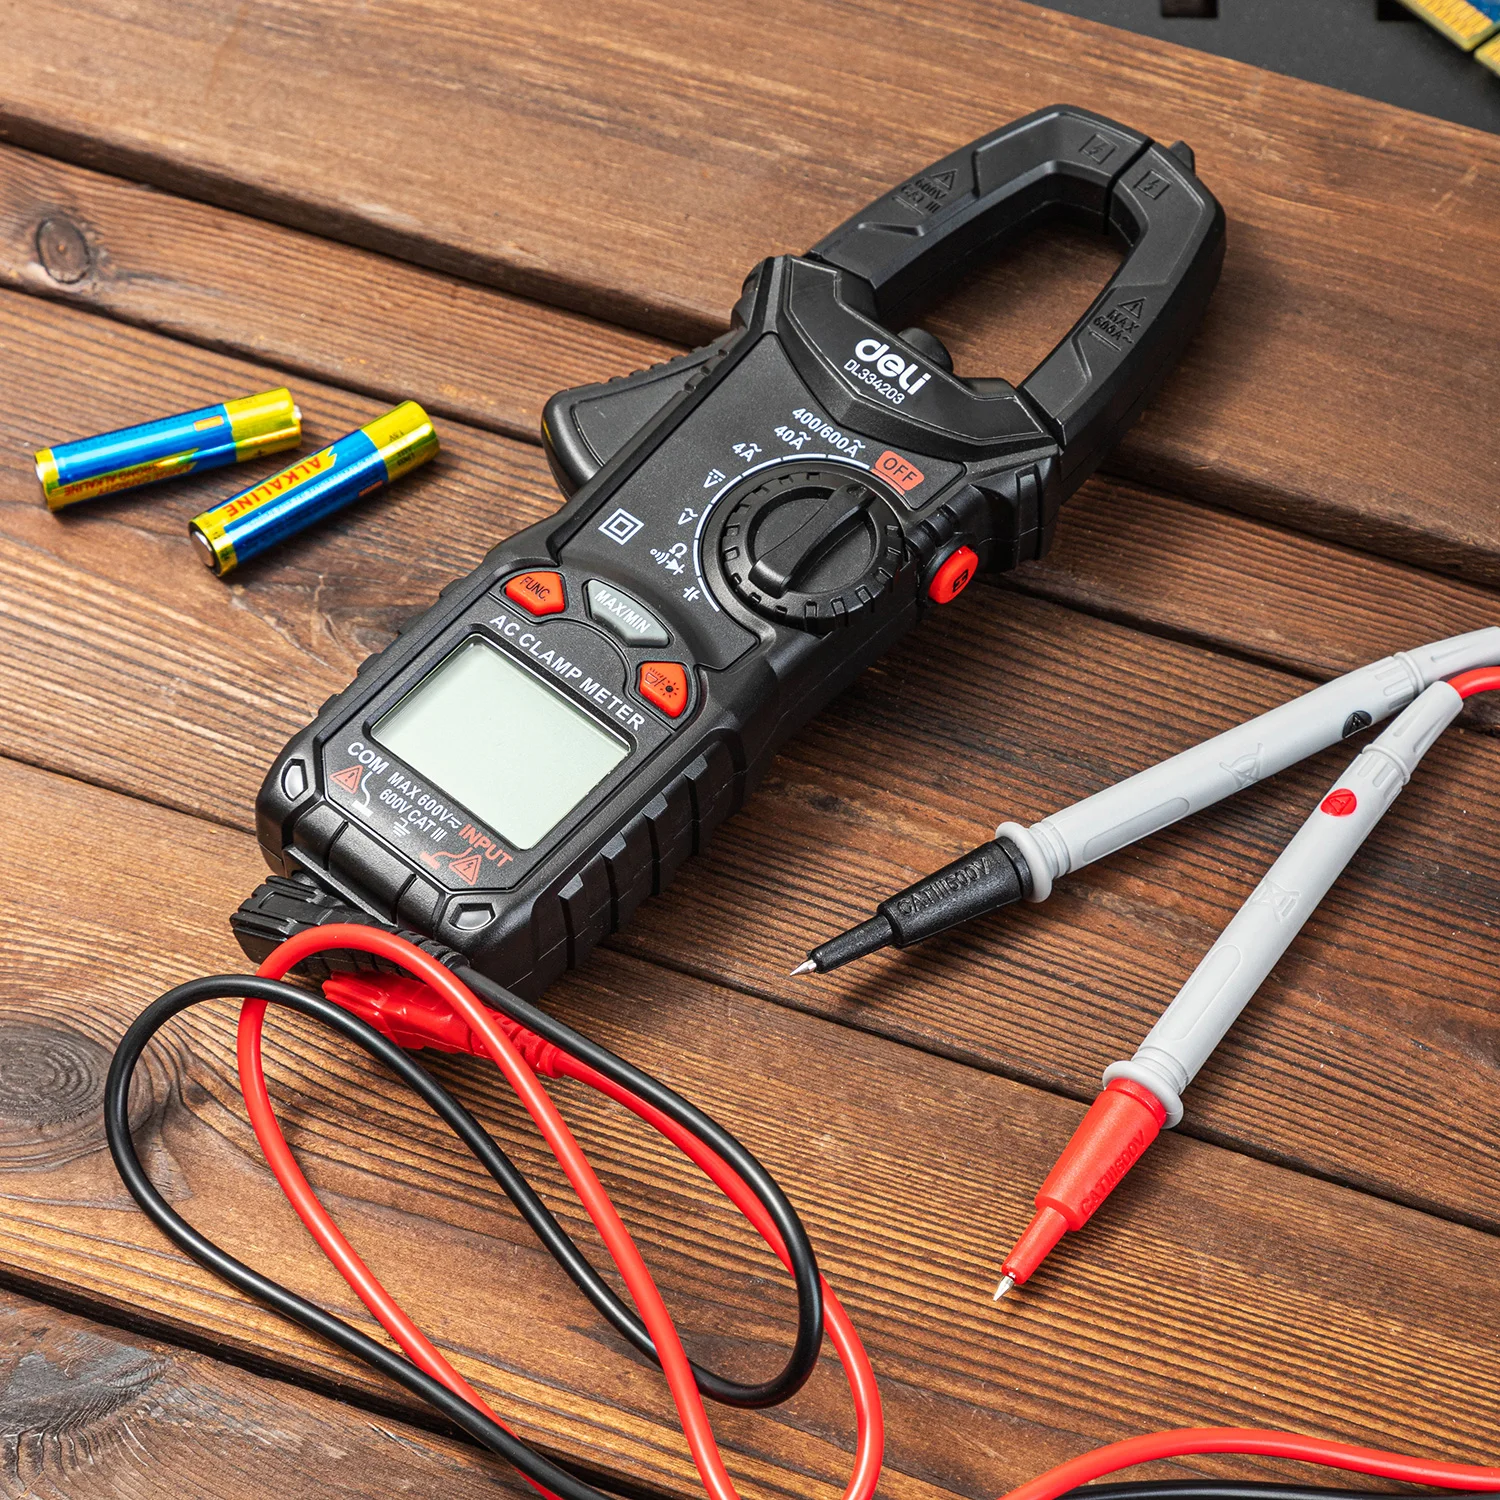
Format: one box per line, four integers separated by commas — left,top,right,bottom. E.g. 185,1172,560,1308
451,901,498,931
280,758,308,800
504,570,566,615
637,661,689,718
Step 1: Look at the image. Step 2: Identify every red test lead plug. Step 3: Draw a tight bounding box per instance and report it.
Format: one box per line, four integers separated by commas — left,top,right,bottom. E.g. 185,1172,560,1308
995,1078,1166,1298
321,971,566,1075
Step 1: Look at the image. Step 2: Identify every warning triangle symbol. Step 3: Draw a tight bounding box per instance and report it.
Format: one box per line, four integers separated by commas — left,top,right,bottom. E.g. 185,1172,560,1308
1116,297,1146,318
331,764,363,794
448,852,483,886
929,169,956,192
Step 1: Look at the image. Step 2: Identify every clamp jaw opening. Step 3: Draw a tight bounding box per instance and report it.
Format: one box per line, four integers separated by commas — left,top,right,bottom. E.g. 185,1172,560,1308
807,103,1226,497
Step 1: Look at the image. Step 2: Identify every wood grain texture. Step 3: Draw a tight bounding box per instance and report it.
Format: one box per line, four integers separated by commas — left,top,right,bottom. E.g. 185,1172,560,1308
3,287,1500,1226
1,1,1498,580
1019,476,1500,729
3,756,1500,1500
0,1287,533,1499
0,143,674,445
5,7,1500,1493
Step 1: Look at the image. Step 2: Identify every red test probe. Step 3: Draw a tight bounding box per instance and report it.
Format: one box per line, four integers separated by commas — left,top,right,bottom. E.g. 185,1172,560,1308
996,666,1500,1298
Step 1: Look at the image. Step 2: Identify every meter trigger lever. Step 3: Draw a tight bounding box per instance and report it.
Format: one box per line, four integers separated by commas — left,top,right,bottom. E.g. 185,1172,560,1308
897,327,952,371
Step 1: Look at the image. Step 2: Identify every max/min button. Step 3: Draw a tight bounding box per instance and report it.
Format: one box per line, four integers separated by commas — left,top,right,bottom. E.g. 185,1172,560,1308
585,579,670,646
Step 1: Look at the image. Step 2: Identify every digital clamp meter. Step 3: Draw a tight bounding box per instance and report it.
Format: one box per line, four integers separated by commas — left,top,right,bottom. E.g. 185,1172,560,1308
233,104,1226,998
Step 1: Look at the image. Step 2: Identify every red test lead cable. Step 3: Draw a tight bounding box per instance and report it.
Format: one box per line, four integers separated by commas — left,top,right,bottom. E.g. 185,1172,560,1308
998,1428,1500,1500
1452,666,1500,699
319,967,888,1479
239,924,882,1500
324,970,881,1499
306,957,1500,1500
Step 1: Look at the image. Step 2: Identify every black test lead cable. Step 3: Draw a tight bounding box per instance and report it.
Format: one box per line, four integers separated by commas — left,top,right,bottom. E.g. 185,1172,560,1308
106,938,1500,1500
104,969,825,1401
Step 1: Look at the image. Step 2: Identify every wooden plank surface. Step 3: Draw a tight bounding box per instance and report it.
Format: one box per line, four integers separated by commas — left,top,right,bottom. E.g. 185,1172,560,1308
0,1286,531,1498
4,286,1500,1230
0,143,673,445
3,12,1500,1494
3,756,1500,1500
2,2,1499,582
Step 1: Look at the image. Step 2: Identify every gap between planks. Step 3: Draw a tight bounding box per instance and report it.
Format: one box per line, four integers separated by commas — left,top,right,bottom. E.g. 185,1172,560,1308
5,753,1500,1500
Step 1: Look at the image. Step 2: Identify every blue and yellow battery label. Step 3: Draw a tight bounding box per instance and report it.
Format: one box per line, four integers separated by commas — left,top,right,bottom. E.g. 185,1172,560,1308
1395,0,1500,47
35,388,302,512
189,401,439,576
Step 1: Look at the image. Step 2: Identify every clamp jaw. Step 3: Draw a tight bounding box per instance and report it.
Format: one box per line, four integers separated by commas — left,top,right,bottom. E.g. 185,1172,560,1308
546,103,1225,563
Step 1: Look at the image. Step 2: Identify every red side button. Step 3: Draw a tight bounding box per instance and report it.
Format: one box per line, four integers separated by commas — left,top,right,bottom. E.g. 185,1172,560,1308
637,661,689,718
928,545,978,604
504,571,565,615
1320,788,1358,816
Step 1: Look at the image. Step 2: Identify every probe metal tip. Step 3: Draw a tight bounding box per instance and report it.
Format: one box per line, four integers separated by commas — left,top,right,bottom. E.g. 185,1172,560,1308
992,1273,1016,1302
789,959,818,977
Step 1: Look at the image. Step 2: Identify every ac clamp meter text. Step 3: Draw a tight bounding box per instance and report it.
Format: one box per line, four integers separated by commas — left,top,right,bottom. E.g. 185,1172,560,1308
233,104,1226,997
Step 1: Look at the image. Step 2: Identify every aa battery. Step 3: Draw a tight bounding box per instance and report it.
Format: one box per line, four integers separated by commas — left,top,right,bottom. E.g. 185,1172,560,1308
35,388,301,512
189,401,439,576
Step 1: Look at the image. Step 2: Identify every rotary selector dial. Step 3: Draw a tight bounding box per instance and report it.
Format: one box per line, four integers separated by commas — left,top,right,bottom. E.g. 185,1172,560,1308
718,466,906,630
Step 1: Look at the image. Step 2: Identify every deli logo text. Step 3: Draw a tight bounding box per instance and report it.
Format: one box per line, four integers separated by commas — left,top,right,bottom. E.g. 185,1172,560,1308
844,338,932,405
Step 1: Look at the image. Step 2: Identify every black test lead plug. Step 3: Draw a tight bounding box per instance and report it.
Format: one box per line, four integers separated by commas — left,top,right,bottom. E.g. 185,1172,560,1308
791,837,1032,975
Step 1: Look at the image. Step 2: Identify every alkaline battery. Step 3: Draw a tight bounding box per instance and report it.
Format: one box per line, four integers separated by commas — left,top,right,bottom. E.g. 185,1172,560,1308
35,388,302,512
189,401,439,576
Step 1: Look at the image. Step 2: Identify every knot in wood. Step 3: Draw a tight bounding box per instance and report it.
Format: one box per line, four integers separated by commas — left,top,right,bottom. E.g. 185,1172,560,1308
0,1021,108,1128
34,216,93,284
1,1323,165,1455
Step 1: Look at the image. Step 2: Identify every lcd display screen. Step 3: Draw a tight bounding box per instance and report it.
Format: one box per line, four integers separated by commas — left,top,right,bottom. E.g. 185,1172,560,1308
372,636,629,850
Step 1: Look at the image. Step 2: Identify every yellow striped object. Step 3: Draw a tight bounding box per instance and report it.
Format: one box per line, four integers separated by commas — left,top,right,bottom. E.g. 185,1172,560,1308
1396,0,1500,49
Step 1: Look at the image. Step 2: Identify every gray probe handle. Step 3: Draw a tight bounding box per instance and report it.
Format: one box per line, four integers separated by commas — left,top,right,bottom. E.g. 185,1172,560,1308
1103,680,1465,1125
997,626,1500,901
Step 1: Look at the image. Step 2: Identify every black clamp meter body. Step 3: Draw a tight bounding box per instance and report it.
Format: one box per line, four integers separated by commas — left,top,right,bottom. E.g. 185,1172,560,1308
235,104,1226,998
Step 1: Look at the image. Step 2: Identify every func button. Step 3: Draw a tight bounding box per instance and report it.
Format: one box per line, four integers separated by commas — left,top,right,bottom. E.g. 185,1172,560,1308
585,579,670,647
504,570,566,615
